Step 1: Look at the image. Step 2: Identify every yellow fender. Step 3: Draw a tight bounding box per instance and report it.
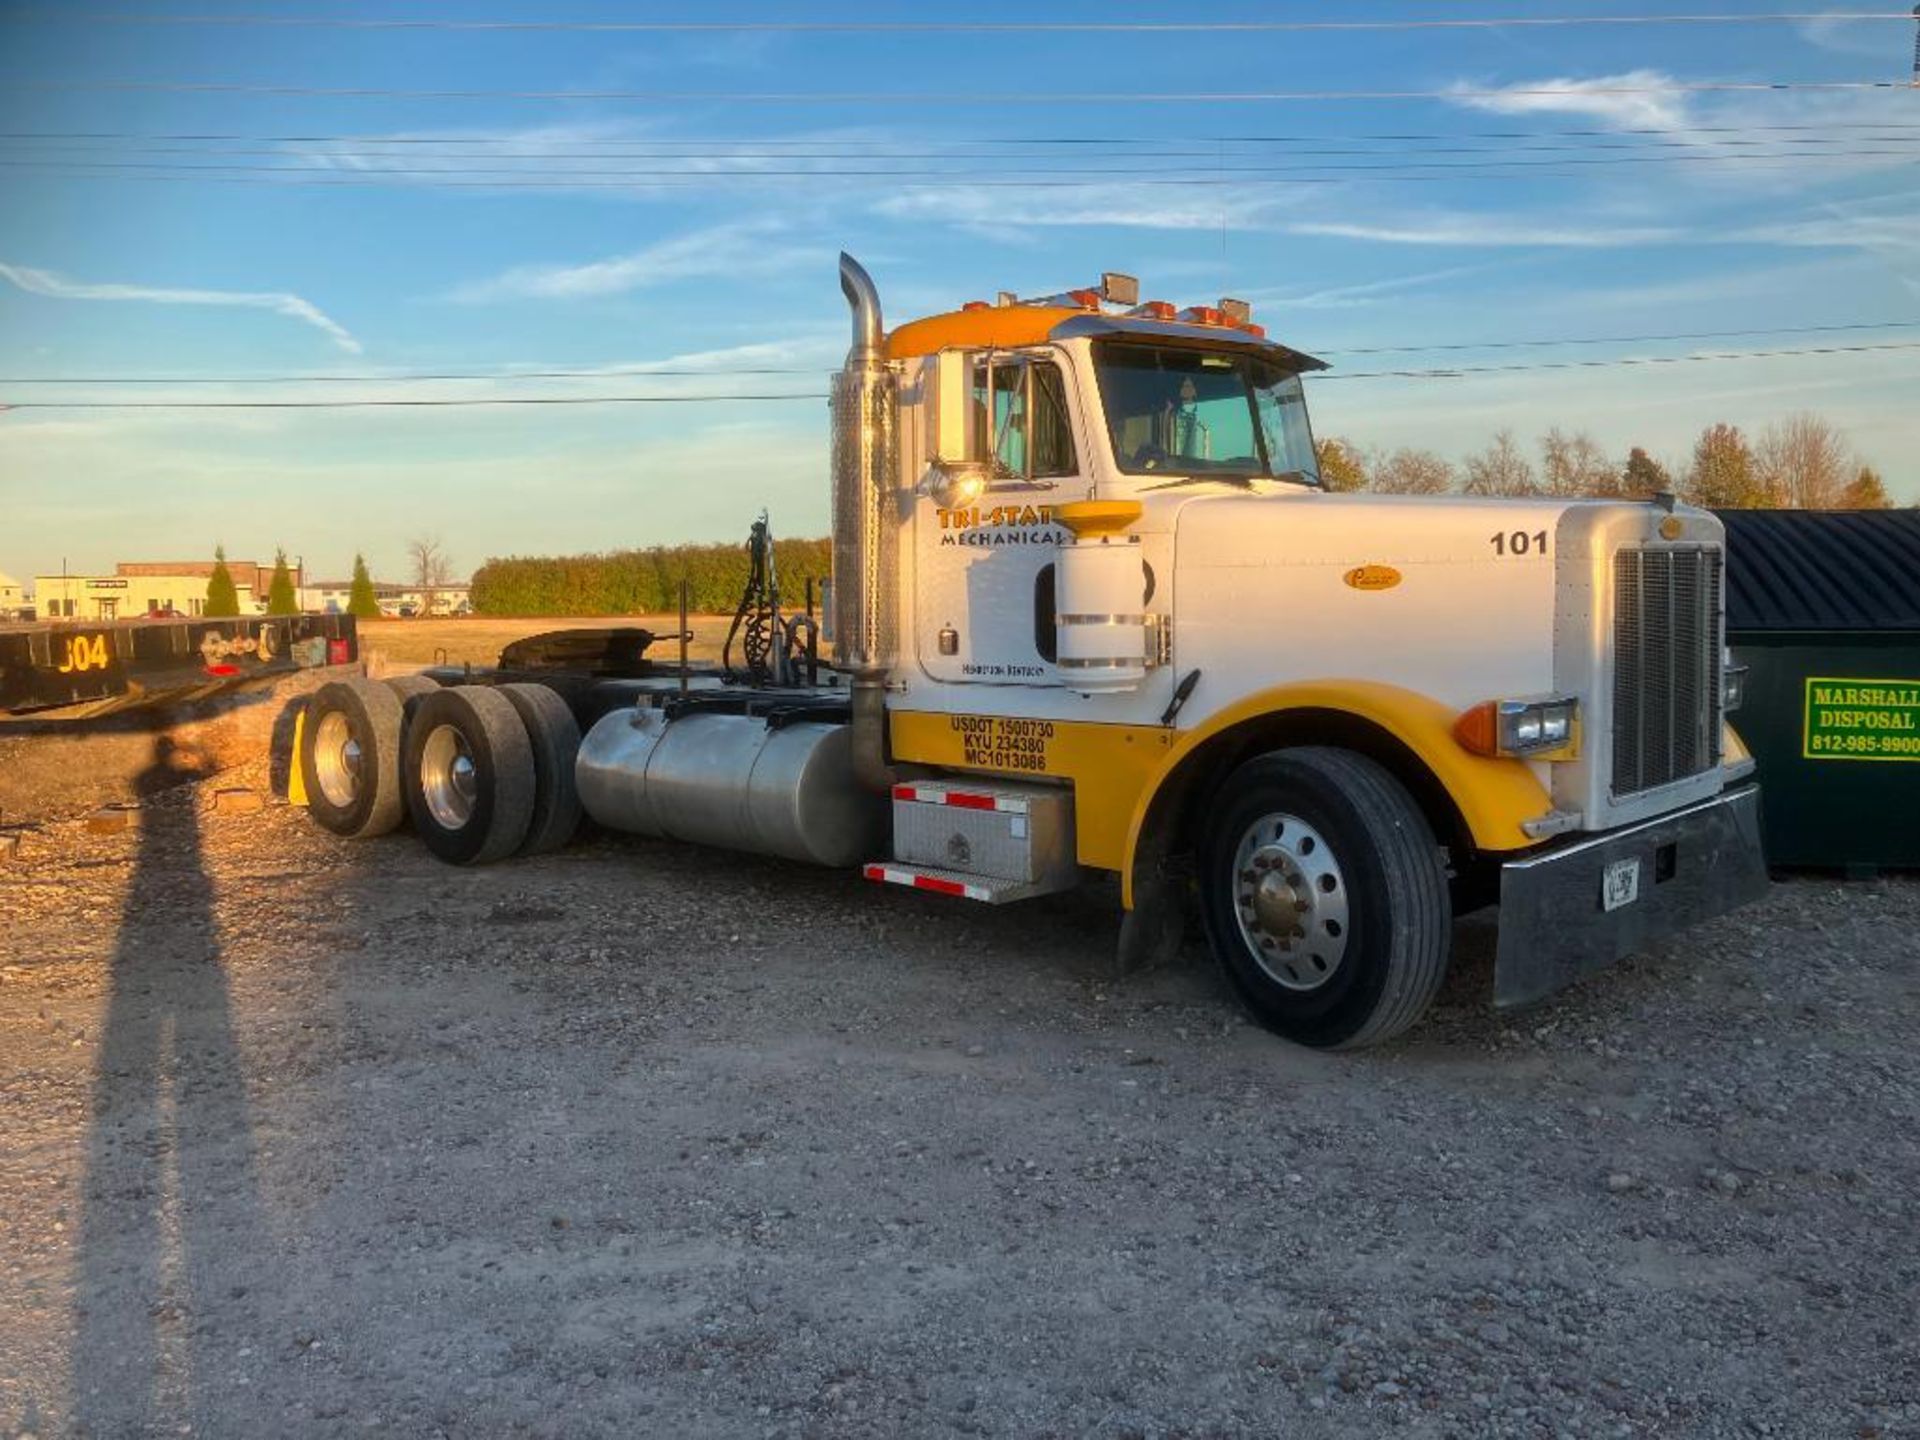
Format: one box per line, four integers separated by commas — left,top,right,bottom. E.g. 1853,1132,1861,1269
1120,679,1553,906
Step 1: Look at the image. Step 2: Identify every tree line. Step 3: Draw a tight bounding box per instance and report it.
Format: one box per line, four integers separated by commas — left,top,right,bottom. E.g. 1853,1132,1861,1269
1315,412,1895,509
469,537,834,617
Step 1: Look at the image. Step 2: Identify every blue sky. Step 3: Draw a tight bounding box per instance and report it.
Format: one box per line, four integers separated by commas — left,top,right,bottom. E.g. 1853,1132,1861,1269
2,1,1917,585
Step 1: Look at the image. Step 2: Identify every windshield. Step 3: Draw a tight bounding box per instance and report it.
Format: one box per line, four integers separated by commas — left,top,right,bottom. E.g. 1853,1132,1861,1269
1093,341,1319,483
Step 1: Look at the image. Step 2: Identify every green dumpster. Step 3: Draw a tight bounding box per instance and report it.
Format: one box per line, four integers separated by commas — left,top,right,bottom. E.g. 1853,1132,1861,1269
1718,509,1920,873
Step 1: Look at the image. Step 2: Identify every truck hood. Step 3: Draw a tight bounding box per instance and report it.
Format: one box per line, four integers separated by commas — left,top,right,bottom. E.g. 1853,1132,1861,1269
1165,488,1606,567
1162,489,1660,717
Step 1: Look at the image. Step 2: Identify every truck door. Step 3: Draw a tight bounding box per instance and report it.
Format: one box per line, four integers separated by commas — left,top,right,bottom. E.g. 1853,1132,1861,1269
914,351,1078,686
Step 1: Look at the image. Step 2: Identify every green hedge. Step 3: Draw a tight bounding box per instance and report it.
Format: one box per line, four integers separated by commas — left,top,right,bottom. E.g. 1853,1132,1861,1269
470,536,833,616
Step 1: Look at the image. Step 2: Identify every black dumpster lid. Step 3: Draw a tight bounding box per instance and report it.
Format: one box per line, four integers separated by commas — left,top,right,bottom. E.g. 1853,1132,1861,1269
1716,508,1920,633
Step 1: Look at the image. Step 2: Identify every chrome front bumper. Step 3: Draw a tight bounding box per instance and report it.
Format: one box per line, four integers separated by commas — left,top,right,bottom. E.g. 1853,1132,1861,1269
1495,784,1767,1009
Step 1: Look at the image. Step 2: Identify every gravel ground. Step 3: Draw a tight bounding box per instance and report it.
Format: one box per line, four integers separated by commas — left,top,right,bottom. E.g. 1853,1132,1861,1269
1,747,1916,1439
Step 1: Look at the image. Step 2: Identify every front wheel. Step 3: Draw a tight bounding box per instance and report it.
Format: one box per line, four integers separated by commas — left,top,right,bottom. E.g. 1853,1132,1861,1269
1198,746,1451,1050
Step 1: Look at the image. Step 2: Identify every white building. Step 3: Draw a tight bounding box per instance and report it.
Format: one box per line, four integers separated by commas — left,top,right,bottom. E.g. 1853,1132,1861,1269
33,557,307,621
35,572,261,620
0,570,25,619
303,581,472,617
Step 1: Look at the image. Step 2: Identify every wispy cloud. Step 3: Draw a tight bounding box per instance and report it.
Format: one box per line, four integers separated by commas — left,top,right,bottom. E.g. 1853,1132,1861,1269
1446,68,1693,131
587,335,841,373
0,261,360,352
1248,263,1505,310
447,220,827,302
1793,15,1892,58
1286,217,1679,249
1742,207,1920,255
872,182,1297,239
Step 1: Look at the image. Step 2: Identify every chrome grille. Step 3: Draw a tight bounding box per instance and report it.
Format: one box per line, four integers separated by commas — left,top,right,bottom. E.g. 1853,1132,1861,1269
1612,546,1723,797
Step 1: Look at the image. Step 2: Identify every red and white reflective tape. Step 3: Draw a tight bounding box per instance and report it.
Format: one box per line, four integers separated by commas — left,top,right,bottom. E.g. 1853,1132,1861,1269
891,783,1027,814
862,864,994,902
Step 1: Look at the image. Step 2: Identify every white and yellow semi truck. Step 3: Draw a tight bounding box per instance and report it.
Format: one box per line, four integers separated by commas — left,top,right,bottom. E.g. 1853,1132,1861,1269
295,254,1767,1049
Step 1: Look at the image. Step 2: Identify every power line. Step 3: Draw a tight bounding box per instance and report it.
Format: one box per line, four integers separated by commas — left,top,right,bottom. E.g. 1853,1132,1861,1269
7,322,1917,388
0,367,828,384
22,79,1907,104
16,10,1917,30
7,342,1917,408
14,135,1918,164
7,122,1919,146
15,153,1916,193
1320,340,1920,380
1331,319,1920,356
8,148,1912,182
0,393,832,410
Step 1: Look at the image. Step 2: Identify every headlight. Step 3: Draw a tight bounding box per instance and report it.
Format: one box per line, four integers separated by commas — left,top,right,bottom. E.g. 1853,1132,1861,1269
1723,660,1748,714
1454,696,1581,758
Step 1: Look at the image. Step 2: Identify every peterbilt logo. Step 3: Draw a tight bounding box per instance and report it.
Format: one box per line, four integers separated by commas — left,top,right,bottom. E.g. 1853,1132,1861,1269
1343,565,1403,591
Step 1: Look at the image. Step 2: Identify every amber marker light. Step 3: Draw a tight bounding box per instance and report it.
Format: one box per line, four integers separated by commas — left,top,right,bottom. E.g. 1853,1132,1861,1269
1453,701,1501,757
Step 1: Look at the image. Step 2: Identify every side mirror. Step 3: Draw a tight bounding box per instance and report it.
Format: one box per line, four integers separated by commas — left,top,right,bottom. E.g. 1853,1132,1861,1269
929,347,976,467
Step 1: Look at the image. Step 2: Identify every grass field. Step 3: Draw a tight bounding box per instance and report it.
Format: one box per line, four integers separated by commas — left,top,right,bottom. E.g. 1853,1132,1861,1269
356,614,741,669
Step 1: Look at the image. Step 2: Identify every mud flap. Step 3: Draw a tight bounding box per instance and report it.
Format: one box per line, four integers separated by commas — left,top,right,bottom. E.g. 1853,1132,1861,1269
1115,870,1189,977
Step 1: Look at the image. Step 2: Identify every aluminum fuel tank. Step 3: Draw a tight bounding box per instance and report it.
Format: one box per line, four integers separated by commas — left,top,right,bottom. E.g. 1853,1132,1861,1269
575,707,888,868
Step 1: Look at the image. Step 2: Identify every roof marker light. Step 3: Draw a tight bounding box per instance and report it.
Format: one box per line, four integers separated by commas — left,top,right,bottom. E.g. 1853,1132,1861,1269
1178,306,1227,327
1130,300,1177,320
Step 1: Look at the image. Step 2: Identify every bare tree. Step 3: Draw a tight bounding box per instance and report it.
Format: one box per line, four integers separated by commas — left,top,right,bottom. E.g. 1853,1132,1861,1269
1755,413,1855,509
1462,430,1538,497
1371,447,1455,495
1540,428,1619,498
407,535,453,617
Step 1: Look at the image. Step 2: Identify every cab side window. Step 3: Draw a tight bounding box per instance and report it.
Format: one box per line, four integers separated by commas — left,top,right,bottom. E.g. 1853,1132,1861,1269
971,357,1077,483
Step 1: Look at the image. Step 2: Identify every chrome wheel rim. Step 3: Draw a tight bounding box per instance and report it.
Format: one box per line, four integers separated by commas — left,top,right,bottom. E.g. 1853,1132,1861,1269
312,710,362,809
1231,811,1351,992
419,723,478,830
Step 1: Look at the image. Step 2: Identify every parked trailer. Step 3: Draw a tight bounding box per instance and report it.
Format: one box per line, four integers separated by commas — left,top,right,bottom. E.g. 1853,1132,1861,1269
294,255,1768,1050
2,613,358,720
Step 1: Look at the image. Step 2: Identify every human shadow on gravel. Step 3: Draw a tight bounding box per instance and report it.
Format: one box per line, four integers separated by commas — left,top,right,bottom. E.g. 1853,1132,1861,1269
72,735,274,1435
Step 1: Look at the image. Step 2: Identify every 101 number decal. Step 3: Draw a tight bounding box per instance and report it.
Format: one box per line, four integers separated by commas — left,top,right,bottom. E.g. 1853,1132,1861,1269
1490,530,1549,557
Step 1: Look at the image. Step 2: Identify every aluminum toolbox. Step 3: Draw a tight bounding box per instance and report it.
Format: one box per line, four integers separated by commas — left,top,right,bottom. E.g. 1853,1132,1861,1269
889,779,1077,888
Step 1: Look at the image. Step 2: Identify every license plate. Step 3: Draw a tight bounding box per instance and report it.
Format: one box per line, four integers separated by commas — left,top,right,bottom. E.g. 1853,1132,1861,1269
1602,858,1641,912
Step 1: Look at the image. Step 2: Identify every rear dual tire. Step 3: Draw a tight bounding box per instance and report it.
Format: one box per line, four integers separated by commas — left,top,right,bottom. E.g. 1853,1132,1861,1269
403,686,537,865
301,677,581,864
496,683,584,857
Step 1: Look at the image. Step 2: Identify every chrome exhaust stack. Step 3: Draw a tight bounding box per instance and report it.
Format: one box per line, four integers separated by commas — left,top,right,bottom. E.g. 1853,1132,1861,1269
831,252,899,792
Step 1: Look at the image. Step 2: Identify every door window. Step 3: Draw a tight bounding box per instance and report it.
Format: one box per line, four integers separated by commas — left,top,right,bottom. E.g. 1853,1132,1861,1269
971,356,1077,484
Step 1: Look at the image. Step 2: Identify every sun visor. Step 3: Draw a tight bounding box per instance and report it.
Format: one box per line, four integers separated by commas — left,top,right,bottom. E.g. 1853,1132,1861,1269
1047,313,1330,373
